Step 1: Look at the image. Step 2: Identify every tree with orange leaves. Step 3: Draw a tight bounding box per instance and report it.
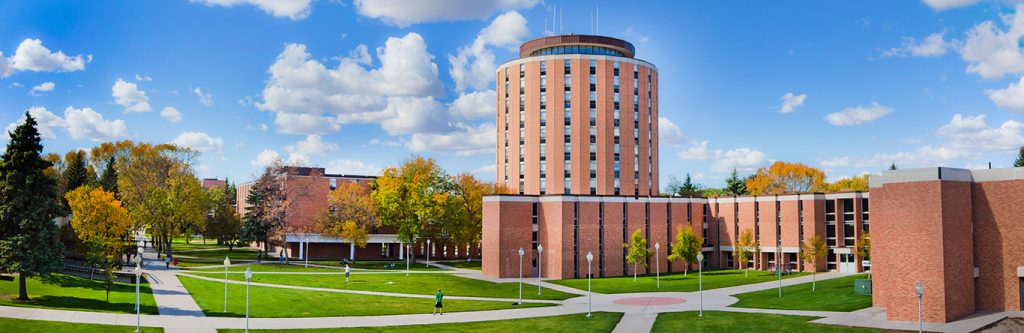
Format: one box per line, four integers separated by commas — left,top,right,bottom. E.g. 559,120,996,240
827,175,870,192
318,180,377,249
745,161,827,195
371,156,452,247
66,185,132,302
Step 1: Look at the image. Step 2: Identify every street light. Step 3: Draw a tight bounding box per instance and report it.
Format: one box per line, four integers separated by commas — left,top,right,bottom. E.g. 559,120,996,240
223,257,231,313
426,239,432,265
406,243,411,276
778,256,783,299
536,244,543,295
134,263,142,333
586,251,593,318
654,242,661,289
696,252,704,317
134,251,142,312
517,247,525,305
915,281,925,333
244,267,253,333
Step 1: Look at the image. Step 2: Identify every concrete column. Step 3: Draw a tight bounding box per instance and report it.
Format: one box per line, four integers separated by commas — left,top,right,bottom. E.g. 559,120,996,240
298,240,304,260
398,242,404,259
349,242,355,260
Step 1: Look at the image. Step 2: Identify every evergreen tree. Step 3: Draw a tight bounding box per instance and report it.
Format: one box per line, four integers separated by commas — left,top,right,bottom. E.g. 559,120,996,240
98,156,118,196
680,173,700,196
1014,146,1024,168
724,168,747,195
889,162,898,171
0,112,65,300
60,150,91,210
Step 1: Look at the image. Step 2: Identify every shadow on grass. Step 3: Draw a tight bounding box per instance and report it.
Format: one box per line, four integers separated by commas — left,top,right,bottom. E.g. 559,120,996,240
2,295,159,314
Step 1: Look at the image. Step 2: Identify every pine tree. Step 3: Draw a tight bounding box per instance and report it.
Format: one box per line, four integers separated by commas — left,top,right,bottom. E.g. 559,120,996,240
98,156,118,196
680,173,699,196
1014,146,1024,167
724,168,746,195
889,163,897,171
60,150,91,210
0,112,65,300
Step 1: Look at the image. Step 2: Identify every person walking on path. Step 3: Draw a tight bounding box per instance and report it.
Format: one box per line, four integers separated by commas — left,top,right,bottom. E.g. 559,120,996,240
257,251,262,264
433,289,444,315
164,256,170,269
344,264,350,283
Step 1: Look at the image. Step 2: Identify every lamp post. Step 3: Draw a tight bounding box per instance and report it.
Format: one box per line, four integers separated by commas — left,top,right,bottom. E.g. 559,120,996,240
778,256,783,299
915,281,925,333
517,247,525,305
406,243,411,276
696,252,704,317
134,248,142,311
654,242,660,289
244,268,253,333
426,239,431,266
223,257,231,313
536,244,543,295
134,263,142,333
586,251,593,318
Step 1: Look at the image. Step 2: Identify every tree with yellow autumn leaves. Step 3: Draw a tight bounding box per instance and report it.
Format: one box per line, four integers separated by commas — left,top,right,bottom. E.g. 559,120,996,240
65,186,132,302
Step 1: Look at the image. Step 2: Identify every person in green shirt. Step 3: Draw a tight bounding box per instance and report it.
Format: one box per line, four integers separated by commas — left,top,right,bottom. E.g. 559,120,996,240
433,288,444,315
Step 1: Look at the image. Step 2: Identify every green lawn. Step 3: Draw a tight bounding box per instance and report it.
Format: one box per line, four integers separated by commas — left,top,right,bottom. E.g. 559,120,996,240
186,270,575,301
730,273,873,312
170,237,232,250
652,311,881,332
0,317,163,333
187,263,346,273
174,248,260,259
0,274,159,314
219,312,621,333
308,260,446,271
436,259,482,270
179,275,550,318
550,269,809,294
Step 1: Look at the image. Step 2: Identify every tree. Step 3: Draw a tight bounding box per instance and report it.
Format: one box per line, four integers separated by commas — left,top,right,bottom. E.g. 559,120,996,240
623,229,651,282
734,229,757,277
666,173,701,197
204,187,242,250
667,225,703,275
1015,146,1024,167
60,150,95,207
65,186,131,302
98,156,118,196
241,164,286,254
0,112,65,300
724,169,746,195
827,175,870,192
855,232,871,279
746,161,827,195
318,181,377,249
448,173,505,258
889,163,897,171
799,235,828,291
371,156,452,247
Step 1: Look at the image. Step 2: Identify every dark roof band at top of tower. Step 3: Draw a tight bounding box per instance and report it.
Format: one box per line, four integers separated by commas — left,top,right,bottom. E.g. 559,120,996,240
519,34,636,58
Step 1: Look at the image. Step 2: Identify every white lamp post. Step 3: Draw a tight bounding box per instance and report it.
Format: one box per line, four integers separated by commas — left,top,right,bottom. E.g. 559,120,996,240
223,257,231,313
406,243,411,276
133,263,142,333
517,247,525,305
536,244,543,295
244,267,253,333
778,254,783,299
586,251,593,318
426,239,432,265
134,249,142,311
915,281,925,333
696,252,704,317
654,242,661,289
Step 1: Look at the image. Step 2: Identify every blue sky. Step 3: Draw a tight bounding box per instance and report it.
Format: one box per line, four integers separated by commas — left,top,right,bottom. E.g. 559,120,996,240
2,0,1023,188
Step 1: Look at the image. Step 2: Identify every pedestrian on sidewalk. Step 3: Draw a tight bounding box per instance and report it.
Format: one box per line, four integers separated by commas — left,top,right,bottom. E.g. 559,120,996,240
344,264,350,282
257,251,262,264
433,289,444,315
164,256,170,269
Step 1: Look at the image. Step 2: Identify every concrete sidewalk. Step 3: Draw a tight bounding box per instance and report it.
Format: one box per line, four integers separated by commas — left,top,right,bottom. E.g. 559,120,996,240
142,246,217,333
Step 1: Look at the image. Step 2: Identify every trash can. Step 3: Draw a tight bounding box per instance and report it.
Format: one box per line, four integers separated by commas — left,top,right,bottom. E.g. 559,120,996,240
854,279,872,295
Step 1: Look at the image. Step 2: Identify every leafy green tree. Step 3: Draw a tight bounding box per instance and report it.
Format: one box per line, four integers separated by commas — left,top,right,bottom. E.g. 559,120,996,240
667,225,703,275
734,229,757,277
241,164,286,253
1015,146,1024,167
623,229,651,282
98,156,118,196
205,187,242,250
0,112,65,300
855,232,871,279
667,173,701,197
724,168,747,195
371,156,452,246
799,235,828,291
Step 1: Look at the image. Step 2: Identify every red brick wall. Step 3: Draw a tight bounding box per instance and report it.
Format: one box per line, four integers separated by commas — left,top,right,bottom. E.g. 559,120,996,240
482,199,533,278
603,201,625,278
650,201,668,274
972,180,1024,312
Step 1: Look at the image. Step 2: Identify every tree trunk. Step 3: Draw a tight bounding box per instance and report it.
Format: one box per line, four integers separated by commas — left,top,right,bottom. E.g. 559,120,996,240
684,264,688,276
17,274,28,300
812,271,817,292
633,263,637,282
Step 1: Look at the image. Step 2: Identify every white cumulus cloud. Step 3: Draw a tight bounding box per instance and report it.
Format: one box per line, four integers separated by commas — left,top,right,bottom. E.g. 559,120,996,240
64,106,128,141
882,32,956,58
7,38,91,74
825,102,893,126
192,86,213,106
284,135,339,162
711,148,767,173
406,123,495,156
985,75,1024,111
449,11,530,92
112,79,151,112
922,0,980,11
4,106,67,140
326,159,382,176
161,106,183,123
353,0,539,27
190,0,312,20
779,92,807,113
960,5,1024,79
658,117,687,145
171,132,224,153
29,81,55,96
251,149,282,167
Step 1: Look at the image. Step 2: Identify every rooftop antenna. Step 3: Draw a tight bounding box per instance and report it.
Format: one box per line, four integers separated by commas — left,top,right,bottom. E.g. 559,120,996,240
590,10,594,35
560,6,563,34
552,4,557,36
596,6,599,35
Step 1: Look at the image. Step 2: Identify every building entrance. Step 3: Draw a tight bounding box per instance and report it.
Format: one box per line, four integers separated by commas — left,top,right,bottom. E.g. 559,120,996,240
839,253,856,273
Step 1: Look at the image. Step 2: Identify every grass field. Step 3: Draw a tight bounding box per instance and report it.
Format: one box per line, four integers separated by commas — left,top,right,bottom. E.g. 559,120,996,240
651,311,882,332
187,263,346,273
0,318,163,333
436,259,482,270
218,312,622,333
307,260,446,271
174,248,260,259
730,273,872,312
550,269,809,294
170,237,232,250
0,274,158,314
179,275,550,318
187,270,576,300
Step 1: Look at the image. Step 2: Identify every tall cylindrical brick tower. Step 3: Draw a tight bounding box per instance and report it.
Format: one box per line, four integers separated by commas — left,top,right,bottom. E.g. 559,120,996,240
496,35,658,196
